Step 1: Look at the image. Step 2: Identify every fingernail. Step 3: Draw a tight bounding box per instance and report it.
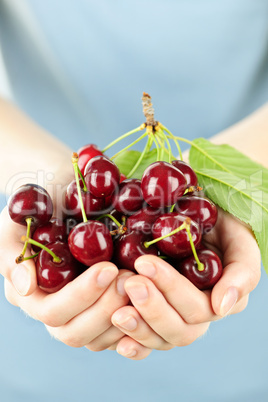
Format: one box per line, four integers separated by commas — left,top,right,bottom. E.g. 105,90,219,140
118,348,137,358
116,273,134,296
97,267,118,288
11,264,31,296
113,313,138,331
220,287,238,316
125,283,148,303
135,260,156,278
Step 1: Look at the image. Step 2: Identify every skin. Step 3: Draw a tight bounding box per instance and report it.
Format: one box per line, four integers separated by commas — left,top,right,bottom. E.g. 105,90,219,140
0,98,267,360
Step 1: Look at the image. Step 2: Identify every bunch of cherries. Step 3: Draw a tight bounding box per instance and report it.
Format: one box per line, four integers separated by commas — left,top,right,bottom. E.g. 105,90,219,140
8,143,222,294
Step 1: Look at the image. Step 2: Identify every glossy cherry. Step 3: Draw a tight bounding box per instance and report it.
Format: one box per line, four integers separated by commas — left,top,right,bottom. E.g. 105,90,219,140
36,241,82,293
141,161,187,208
111,179,144,215
32,218,68,252
77,144,103,175
171,160,198,187
8,183,53,227
176,249,223,290
126,205,163,235
174,195,218,234
84,155,120,198
152,212,201,258
68,220,113,266
113,231,158,272
65,179,104,220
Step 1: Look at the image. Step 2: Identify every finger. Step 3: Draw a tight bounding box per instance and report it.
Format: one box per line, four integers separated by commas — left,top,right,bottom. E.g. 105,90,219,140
134,255,218,324
85,326,125,352
112,305,172,350
46,271,134,347
0,207,37,295
208,212,261,316
124,276,210,346
5,262,120,327
116,336,153,360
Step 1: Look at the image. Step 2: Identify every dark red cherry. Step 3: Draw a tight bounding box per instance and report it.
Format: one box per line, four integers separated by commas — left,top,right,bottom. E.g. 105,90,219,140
141,161,187,208
68,221,113,266
65,179,104,220
32,218,68,252
171,160,198,187
113,231,158,272
176,249,223,290
120,173,127,182
8,184,53,227
126,205,163,235
84,155,120,198
174,195,218,234
98,209,123,232
111,179,143,215
36,241,81,293
77,144,103,175
152,212,201,258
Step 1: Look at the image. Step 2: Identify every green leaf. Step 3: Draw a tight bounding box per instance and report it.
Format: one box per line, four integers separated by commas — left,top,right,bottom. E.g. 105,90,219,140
113,148,173,179
189,138,268,273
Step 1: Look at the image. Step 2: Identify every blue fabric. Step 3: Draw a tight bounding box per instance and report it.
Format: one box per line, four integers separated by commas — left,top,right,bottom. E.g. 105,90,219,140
0,1,268,401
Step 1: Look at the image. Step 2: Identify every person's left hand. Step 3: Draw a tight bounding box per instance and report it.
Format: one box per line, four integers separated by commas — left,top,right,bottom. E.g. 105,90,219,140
110,209,261,360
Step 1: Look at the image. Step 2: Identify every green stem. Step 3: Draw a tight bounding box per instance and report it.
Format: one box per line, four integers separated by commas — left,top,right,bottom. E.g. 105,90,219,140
111,132,148,160
77,166,88,192
102,125,145,153
144,221,187,248
72,153,88,223
152,135,160,161
23,252,40,261
158,129,173,163
96,214,121,228
127,135,151,178
22,237,61,263
21,217,32,257
160,124,183,160
169,204,176,213
184,223,204,271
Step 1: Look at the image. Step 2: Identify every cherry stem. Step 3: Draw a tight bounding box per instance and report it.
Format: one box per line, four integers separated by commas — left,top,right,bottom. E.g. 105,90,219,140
23,252,40,261
184,221,204,271
144,221,187,248
158,128,173,163
152,135,160,161
159,123,183,160
21,236,62,263
111,132,148,160
102,125,145,153
169,204,176,213
127,135,151,178
77,166,88,192
72,152,88,223
17,217,33,263
96,214,121,228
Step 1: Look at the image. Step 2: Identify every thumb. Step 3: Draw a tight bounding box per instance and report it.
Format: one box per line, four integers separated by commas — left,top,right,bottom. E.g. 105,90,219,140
0,207,37,296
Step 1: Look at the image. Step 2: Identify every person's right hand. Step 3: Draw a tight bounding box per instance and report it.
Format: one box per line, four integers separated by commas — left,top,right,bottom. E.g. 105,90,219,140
0,206,134,351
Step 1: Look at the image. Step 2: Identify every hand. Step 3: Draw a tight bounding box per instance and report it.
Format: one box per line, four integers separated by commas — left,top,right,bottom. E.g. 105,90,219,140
111,209,261,359
0,206,134,350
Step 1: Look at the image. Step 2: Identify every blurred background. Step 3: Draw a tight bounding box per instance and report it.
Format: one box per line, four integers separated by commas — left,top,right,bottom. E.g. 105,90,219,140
0,0,268,400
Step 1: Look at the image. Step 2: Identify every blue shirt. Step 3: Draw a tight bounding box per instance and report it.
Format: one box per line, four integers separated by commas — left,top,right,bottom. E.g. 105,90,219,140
0,1,268,401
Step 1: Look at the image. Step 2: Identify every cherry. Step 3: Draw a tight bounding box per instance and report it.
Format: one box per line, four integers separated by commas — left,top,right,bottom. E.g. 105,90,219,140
174,195,218,234
120,173,127,182
84,155,120,198
36,241,82,293
171,160,198,187
65,179,104,220
113,231,158,272
176,249,223,290
32,218,68,252
126,205,163,235
141,161,187,208
68,220,113,266
152,212,201,258
98,209,123,232
8,184,53,227
111,179,144,215
77,144,103,175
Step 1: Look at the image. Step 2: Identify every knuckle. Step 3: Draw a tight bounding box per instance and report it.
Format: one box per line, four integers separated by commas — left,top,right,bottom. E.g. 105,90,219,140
85,343,106,352
38,306,63,327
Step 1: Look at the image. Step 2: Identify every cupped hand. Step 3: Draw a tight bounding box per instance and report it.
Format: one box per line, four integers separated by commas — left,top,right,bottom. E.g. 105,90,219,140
0,206,134,350
111,208,261,359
